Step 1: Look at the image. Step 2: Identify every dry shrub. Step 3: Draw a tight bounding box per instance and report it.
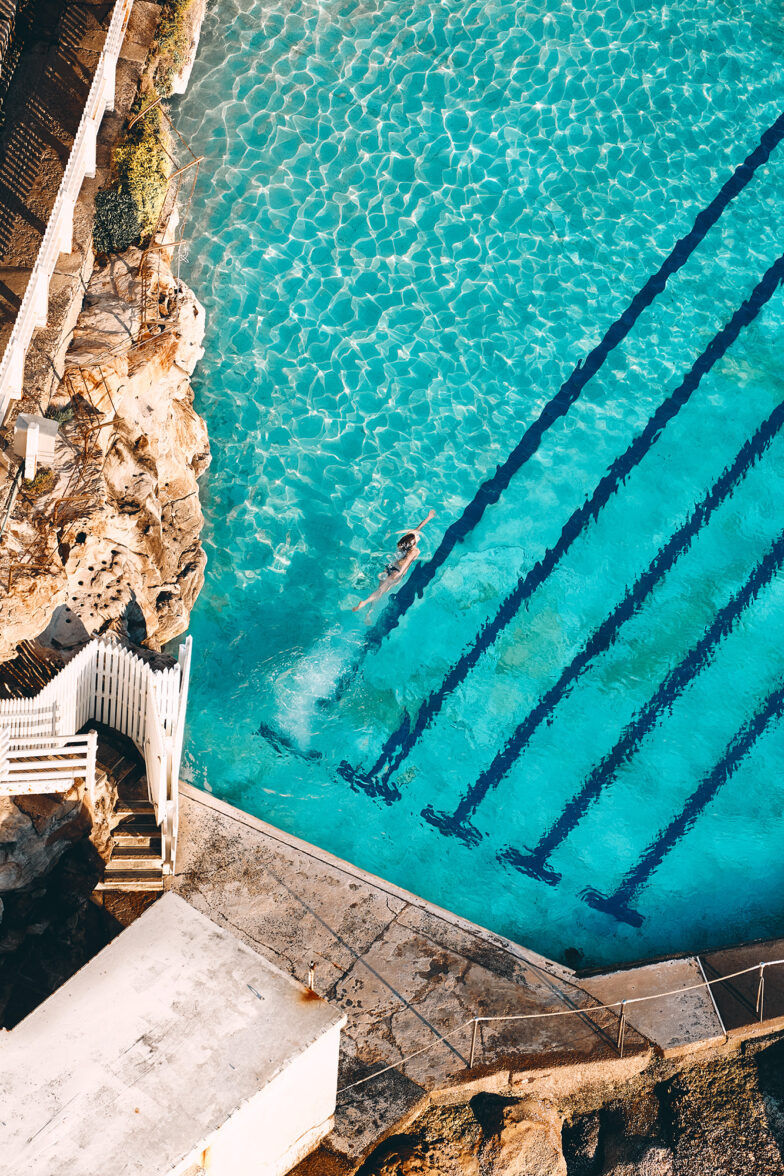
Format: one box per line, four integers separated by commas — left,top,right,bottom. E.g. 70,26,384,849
93,0,197,253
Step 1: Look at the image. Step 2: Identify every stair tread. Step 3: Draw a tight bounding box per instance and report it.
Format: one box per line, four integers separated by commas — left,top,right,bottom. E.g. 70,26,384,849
111,759,145,786
95,744,125,773
108,852,162,864
102,865,163,874
112,832,161,842
107,852,161,860
95,874,164,892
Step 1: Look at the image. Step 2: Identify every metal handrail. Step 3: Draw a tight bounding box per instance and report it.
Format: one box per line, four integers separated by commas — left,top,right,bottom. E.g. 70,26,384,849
338,957,784,1093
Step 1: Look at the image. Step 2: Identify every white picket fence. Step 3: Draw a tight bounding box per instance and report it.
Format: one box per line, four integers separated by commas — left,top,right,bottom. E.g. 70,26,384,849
0,634,191,872
0,0,135,424
0,731,97,802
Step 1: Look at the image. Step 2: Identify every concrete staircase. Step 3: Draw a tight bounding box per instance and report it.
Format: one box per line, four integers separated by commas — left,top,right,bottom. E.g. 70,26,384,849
93,733,164,894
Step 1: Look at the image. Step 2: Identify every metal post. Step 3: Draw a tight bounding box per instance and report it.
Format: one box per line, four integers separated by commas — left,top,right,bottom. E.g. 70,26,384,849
616,1001,627,1057
757,964,766,1023
307,961,315,992
469,1019,479,1068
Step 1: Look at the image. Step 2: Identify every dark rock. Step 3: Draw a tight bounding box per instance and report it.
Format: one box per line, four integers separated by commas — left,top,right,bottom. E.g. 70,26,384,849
563,1111,602,1176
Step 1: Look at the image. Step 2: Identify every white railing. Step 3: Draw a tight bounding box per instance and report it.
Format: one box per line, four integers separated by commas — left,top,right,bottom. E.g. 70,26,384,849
144,672,168,824
0,0,135,424
0,700,59,740
3,732,97,800
0,633,192,872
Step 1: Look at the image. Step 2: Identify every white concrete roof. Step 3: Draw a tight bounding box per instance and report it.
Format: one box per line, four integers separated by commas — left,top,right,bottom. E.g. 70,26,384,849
0,893,344,1175
15,411,60,438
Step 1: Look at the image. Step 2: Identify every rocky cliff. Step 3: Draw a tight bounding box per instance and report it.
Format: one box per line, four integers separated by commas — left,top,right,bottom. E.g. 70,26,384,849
354,1039,784,1176
0,768,122,1026
0,246,209,660
0,0,210,1030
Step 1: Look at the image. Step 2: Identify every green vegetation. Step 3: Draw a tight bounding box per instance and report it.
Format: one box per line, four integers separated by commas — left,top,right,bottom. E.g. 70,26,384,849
153,0,198,96
94,0,197,254
44,401,75,425
22,468,56,498
94,185,143,255
94,98,168,254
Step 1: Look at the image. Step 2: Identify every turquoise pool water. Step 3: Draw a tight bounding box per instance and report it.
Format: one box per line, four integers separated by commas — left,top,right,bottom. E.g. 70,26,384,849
173,0,784,967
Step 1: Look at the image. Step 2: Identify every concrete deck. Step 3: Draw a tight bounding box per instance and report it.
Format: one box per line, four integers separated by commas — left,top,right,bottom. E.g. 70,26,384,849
171,786,651,1169
582,957,725,1056
702,938,784,1036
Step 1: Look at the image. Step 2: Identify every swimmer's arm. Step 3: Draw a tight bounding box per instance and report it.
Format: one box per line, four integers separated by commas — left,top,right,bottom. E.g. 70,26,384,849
414,509,436,531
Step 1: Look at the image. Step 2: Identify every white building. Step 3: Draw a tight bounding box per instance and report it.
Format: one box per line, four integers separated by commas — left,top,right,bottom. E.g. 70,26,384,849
0,894,345,1176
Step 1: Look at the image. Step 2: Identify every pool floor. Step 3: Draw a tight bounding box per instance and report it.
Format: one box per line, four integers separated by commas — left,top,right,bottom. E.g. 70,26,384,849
173,0,784,968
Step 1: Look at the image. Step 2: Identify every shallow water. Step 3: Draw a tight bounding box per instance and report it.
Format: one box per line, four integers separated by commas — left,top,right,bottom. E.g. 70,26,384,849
173,0,784,967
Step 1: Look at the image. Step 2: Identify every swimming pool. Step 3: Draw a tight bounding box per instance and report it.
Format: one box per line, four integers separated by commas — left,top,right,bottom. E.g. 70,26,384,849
173,0,784,968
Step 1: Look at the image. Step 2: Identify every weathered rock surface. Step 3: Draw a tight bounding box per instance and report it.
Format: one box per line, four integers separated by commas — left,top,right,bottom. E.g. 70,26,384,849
0,771,117,895
0,773,121,1026
475,1097,566,1176
170,0,207,95
356,1097,565,1176
352,1036,784,1176
0,836,123,1027
0,247,210,659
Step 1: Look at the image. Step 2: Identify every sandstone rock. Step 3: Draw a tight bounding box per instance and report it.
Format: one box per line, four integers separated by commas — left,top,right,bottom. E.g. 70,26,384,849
361,1140,479,1176
358,1105,482,1176
0,797,79,891
603,1146,674,1176
0,248,210,660
562,1110,601,1175
359,1097,569,1176
169,0,208,95
0,772,117,897
475,1096,566,1176
0,838,122,1027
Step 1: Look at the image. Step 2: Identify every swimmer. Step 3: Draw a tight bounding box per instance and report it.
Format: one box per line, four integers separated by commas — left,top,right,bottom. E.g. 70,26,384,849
353,509,436,615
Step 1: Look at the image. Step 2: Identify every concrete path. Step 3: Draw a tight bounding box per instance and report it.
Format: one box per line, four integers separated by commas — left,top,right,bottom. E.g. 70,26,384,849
0,0,161,415
0,0,110,351
171,786,649,1168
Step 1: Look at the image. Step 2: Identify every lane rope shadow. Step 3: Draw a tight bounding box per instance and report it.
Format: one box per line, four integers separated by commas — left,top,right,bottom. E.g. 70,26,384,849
323,109,784,708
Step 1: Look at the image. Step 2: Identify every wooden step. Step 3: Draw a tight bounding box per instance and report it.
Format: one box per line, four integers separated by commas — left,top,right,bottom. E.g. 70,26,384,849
112,756,144,785
112,830,161,849
106,847,162,869
114,811,158,830
95,743,125,774
115,800,155,817
94,870,164,893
